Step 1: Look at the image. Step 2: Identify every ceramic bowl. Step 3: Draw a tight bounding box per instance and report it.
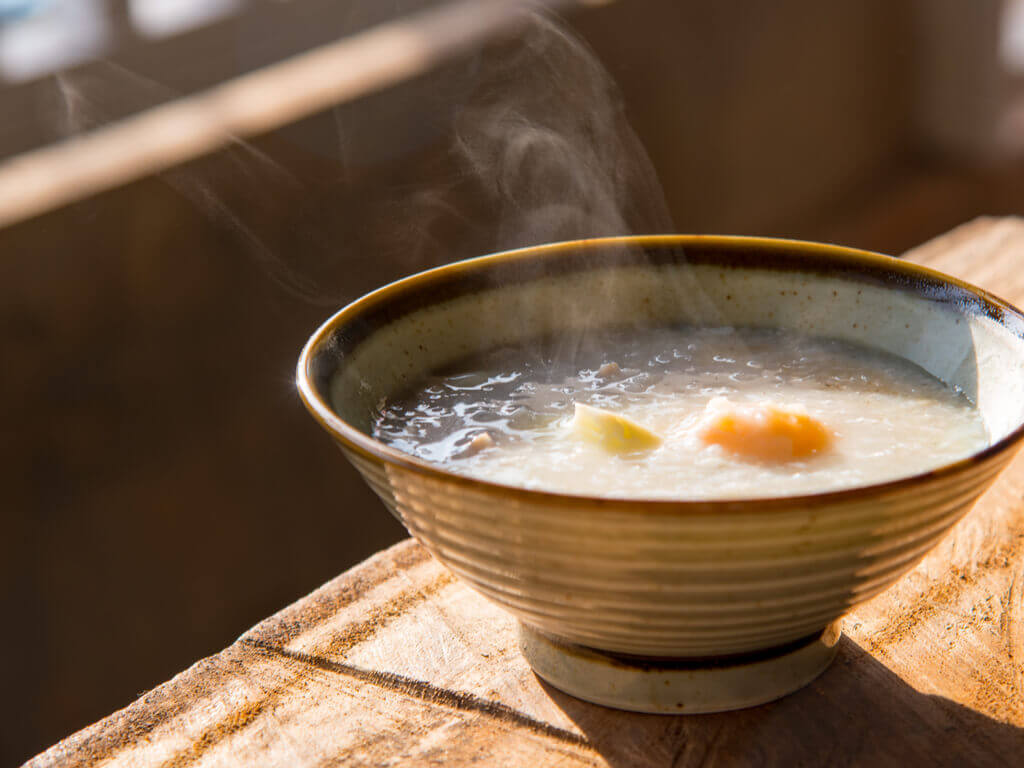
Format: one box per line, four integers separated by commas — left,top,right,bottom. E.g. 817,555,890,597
296,236,1024,712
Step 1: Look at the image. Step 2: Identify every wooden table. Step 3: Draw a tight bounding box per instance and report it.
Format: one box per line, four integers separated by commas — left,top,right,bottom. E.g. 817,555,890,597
28,218,1024,767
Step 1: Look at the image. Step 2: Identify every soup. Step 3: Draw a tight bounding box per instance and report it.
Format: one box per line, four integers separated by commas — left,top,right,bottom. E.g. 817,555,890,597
369,327,987,499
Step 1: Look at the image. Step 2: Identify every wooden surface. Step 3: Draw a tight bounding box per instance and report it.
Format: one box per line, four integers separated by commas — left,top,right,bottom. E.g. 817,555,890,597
28,217,1024,767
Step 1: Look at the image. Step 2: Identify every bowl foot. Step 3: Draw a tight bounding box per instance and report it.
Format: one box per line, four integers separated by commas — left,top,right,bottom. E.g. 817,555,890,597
518,622,841,714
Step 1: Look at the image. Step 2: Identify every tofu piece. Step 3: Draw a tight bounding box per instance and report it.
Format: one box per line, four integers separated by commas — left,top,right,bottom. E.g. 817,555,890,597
570,402,662,453
697,397,832,461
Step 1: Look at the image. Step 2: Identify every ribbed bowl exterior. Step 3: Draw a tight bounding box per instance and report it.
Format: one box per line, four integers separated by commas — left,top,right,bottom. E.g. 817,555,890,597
298,237,1024,660
343,444,1008,657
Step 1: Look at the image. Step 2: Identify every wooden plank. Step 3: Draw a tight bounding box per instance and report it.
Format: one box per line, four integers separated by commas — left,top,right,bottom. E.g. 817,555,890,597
844,216,1024,728
27,217,1024,767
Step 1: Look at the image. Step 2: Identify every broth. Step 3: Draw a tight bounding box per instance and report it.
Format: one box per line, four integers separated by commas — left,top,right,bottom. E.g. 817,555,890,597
369,327,987,499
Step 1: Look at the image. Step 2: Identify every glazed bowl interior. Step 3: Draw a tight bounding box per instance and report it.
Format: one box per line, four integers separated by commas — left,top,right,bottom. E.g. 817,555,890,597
306,236,1024,460
298,236,1024,660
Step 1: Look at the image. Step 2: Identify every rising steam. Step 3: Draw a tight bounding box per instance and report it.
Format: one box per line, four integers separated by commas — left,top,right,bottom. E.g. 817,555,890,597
452,10,672,249
50,7,673,304
54,63,321,300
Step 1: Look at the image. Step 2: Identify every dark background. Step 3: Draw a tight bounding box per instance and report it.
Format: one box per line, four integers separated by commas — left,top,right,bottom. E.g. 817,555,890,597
5,0,1024,763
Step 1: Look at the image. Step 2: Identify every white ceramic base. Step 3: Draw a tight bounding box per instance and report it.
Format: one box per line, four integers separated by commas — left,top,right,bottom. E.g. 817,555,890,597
519,622,842,714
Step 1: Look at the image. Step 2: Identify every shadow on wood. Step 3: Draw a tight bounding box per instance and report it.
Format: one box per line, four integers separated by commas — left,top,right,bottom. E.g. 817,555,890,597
541,636,1024,767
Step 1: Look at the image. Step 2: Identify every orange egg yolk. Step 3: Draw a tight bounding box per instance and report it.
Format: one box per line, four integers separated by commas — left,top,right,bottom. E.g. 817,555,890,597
697,397,832,461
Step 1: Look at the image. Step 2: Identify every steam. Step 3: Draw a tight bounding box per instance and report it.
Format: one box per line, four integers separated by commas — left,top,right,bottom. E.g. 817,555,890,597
49,7,673,305
54,63,321,300
452,11,672,249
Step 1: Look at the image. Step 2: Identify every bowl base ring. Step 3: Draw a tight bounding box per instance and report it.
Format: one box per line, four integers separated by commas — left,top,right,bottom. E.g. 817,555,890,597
518,621,842,714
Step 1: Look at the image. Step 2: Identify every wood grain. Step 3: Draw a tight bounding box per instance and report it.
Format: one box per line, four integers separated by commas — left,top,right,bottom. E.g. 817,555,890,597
26,217,1024,767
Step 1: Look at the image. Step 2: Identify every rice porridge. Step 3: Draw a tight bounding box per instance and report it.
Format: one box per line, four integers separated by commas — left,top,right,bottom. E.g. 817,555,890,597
370,327,987,499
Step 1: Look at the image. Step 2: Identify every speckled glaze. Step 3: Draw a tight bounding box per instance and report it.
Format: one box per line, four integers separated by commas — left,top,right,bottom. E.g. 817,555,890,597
297,236,1024,711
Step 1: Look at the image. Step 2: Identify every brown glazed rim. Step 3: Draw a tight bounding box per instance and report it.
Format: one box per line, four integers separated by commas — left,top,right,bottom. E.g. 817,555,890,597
296,235,1024,511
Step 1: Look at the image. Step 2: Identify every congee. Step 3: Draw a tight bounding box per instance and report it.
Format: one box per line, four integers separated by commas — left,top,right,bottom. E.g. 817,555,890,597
369,327,987,499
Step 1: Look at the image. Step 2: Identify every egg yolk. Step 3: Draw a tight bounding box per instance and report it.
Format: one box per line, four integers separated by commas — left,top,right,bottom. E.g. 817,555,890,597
697,397,832,461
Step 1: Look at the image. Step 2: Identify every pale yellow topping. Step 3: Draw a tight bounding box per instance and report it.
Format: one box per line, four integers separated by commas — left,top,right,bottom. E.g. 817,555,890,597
570,402,662,453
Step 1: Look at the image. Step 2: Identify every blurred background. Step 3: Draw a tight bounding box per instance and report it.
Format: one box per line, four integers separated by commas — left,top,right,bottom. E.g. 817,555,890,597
4,0,1024,763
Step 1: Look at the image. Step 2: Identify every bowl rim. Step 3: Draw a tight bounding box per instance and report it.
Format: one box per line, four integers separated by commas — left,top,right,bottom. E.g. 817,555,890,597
296,234,1024,510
